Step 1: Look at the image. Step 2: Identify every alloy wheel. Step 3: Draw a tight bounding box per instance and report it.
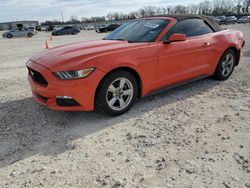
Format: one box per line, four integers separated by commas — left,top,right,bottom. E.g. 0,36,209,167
221,53,234,77
106,78,134,111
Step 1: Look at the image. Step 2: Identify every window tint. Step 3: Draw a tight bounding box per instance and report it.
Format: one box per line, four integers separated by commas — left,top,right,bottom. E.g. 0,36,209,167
164,19,214,40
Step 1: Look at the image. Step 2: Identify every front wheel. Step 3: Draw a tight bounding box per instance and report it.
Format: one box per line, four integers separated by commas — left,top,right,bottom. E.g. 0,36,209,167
27,33,33,37
213,49,236,80
96,71,138,116
7,34,13,38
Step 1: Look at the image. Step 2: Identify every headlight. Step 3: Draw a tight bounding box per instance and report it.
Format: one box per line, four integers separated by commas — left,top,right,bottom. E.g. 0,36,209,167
55,67,95,80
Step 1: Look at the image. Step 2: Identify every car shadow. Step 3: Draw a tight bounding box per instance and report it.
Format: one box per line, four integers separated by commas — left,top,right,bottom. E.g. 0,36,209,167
0,77,222,168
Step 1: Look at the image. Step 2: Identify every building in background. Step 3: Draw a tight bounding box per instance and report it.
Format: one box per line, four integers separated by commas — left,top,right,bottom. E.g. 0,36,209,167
0,21,39,30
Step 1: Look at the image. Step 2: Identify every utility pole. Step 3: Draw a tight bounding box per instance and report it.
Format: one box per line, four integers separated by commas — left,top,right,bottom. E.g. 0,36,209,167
61,12,64,23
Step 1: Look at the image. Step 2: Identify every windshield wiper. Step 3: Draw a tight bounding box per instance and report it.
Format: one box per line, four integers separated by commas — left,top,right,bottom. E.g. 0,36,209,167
103,38,133,43
113,38,133,43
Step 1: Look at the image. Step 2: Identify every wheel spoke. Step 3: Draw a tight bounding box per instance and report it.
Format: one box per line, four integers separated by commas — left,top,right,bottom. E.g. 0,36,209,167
222,68,226,76
123,89,133,96
108,85,116,94
119,78,126,89
119,98,125,108
228,60,234,67
108,97,117,106
226,54,231,62
222,61,226,69
226,67,231,74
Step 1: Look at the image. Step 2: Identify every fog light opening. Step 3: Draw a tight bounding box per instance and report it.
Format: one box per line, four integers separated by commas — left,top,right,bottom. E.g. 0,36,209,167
56,96,80,107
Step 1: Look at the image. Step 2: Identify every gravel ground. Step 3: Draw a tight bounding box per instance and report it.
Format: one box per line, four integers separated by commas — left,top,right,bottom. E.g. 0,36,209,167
0,25,249,188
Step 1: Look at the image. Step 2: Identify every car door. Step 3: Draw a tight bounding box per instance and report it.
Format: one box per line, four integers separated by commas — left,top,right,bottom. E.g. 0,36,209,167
21,28,29,36
11,28,21,37
61,26,67,34
109,24,116,31
67,26,73,34
157,18,215,88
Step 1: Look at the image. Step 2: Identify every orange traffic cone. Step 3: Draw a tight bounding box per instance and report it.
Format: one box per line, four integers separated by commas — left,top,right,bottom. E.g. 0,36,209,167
45,41,49,49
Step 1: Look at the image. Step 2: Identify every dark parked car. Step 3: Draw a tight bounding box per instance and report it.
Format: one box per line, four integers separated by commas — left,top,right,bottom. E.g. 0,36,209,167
237,16,249,24
226,16,237,24
46,25,54,32
52,25,80,36
96,24,120,33
214,16,227,25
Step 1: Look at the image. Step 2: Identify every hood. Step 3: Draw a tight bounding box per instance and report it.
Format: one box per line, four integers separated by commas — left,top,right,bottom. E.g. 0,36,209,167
30,40,146,71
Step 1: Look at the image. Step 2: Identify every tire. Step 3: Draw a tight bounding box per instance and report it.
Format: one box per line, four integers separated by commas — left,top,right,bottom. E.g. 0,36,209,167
27,33,33,37
7,34,13,39
95,71,138,116
72,30,77,35
213,49,236,80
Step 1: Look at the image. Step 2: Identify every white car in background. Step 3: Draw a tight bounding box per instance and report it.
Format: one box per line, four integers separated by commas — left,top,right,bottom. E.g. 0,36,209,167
84,25,95,30
53,25,62,30
2,27,37,38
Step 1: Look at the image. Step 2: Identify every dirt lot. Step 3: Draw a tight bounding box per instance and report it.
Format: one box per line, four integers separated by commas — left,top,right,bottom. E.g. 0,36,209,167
0,25,249,188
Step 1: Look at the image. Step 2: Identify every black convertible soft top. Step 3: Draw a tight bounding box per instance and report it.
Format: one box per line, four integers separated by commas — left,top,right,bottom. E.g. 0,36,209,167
150,14,223,32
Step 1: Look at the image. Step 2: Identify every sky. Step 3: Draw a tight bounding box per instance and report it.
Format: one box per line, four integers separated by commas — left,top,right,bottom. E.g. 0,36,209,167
0,0,205,22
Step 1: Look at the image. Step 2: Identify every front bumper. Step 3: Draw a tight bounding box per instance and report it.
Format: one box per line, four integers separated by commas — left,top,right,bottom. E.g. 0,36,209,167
26,61,105,111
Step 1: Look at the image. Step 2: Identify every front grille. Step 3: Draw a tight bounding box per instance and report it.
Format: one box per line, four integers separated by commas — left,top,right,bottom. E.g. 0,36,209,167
28,68,48,86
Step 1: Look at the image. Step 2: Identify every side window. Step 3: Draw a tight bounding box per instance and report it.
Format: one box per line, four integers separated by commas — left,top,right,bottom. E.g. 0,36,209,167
164,19,214,40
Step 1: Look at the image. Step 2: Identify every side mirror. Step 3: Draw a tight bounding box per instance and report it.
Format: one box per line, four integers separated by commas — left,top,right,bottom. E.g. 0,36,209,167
164,33,187,44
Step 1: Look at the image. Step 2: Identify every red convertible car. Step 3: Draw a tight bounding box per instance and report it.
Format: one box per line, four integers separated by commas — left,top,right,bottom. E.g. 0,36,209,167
26,15,245,116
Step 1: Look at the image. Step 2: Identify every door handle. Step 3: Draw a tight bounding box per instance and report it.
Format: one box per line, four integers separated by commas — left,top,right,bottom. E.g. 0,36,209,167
203,42,210,47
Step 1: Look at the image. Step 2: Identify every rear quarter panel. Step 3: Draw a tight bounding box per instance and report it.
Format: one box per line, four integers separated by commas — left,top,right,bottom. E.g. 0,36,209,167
204,29,244,74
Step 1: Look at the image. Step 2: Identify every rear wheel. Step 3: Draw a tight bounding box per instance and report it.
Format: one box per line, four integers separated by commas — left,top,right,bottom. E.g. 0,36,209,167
7,34,13,38
96,71,138,116
27,33,33,37
72,30,77,35
213,49,236,80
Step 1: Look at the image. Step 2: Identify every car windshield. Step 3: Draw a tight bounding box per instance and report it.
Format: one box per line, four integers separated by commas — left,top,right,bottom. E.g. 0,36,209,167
103,19,170,43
